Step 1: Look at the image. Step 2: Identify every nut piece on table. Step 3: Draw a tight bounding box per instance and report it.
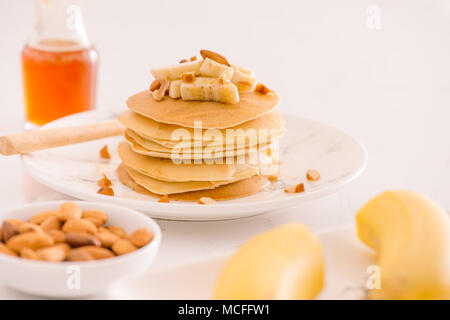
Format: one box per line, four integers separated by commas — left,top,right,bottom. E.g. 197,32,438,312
198,197,216,205
97,187,114,196
99,145,110,159
284,183,305,193
98,174,112,188
179,59,188,64
158,194,170,203
306,169,320,181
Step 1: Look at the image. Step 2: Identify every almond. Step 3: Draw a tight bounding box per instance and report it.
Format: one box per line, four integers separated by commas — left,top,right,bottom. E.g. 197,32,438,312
0,243,17,257
40,216,61,232
97,232,119,248
20,247,39,260
2,221,19,242
150,80,161,91
112,239,137,256
47,230,66,243
82,210,108,225
67,248,95,261
79,246,115,260
97,174,112,188
200,49,230,66
17,222,42,234
36,246,66,262
57,202,82,222
106,225,128,239
65,232,100,247
29,211,57,224
179,58,188,63
62,219,97,235
6,232,54,253
129,228,153,248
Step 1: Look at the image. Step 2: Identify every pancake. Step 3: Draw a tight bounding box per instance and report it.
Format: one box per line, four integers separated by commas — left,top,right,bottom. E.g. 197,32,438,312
125,131,270,160
118,142,262,182
119,164,245,195
119,109,286,144
117,163,271,201
126,90,279,129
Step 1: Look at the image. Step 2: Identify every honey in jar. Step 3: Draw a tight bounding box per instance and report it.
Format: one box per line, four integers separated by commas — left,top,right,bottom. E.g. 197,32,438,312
22,0,98,126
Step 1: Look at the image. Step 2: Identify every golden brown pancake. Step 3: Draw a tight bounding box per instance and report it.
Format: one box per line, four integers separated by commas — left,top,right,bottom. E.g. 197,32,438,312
118,142,261,182
125,131,270,160
126,90,279,129
121,164,245,194
119,109,285,143
117,163,270,201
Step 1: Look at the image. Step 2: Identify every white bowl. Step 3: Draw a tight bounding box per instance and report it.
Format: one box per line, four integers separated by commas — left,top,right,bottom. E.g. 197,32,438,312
0,201,161,298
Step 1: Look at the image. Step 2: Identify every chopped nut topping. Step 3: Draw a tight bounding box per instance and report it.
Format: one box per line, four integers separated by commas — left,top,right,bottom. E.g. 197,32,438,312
98,174,112,188
198,197,216,205
284,183,305,193
306,169,320,181
179,59,188,64
150,80,161,92
158,194,170,203
97,187,114,196
99,145,110,159
200,49,230,66
254,83,270,95
190,56,197,61
151,79,170,101
181,72,196,83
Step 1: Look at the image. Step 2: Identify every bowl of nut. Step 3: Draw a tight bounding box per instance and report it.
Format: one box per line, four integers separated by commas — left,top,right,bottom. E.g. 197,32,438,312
0,201,161,298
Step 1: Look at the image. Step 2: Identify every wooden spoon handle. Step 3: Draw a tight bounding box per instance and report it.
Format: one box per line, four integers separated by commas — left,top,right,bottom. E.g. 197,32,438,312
0,121,125,156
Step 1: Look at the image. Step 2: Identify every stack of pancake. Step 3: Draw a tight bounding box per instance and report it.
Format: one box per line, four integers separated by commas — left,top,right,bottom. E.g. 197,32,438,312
116,59,285,202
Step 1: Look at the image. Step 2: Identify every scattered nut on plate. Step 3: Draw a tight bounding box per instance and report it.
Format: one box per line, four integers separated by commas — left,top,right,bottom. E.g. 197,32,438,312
0,202,154,262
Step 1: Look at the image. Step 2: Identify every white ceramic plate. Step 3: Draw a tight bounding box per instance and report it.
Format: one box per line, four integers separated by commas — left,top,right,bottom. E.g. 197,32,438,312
108,224,374,300
22,110,367,221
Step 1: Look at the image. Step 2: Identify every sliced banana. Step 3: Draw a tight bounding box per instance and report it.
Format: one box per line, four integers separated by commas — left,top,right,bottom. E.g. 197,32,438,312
200,58,234,78
169,80,182,99
151,60,202,80
232,69,257,92
180,77,239,104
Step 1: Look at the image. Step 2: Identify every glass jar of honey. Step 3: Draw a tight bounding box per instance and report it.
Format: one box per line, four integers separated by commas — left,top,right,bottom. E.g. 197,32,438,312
22,0,98,127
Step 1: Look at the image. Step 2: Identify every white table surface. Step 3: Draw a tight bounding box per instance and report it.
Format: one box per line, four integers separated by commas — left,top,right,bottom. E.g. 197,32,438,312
0,0,449,299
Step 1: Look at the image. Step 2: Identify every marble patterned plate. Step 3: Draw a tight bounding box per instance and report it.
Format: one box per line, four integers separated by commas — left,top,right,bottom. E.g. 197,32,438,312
108,224,374,299
22,110,367,221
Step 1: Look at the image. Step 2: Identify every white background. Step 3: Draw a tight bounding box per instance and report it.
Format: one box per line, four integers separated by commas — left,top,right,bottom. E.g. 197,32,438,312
0,0,449,295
